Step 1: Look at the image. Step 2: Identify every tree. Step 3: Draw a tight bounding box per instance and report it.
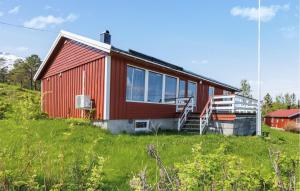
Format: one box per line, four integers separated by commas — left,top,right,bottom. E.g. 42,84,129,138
23,55,41,90
0,58,8,83
240,80,252,98
284,93,292,107
8,55,41,90
262,93,273,116
275,94,284,104
290,93,297,106
8,59,26,88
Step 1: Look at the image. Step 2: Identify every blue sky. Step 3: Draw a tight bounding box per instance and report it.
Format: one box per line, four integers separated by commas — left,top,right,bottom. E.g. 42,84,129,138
0,0,299,99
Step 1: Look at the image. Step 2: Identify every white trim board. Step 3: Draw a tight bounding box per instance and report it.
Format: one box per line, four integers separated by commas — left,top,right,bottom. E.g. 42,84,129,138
103,56,111,120
33,30,111,81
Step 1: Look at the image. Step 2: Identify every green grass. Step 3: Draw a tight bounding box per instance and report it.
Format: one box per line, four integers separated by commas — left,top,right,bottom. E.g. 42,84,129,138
0,119,299,190
0,82,299,190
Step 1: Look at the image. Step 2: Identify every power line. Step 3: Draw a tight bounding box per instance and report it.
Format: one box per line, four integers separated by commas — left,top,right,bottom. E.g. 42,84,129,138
0,20,57,33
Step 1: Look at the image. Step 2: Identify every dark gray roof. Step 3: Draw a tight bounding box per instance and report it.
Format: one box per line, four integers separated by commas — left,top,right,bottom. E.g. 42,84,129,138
111,47,240,92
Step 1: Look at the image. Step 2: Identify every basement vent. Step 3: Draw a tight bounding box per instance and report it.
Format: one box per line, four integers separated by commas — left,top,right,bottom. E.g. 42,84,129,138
135,120,149,131
75,95,92,110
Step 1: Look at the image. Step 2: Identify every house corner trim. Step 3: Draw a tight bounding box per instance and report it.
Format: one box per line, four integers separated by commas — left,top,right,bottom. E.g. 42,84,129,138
103,56,111,120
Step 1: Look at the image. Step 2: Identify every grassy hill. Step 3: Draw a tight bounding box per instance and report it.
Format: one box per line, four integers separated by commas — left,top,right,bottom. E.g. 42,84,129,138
0,83,299,190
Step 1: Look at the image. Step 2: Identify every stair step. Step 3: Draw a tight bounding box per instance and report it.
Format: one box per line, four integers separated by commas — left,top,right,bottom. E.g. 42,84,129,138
181,127,200,131
183,124,200,127
186,119,200,122
187,115,200,119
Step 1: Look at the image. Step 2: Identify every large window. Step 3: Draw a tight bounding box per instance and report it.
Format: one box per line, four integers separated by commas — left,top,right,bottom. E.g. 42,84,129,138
126,66,145,101
165,76,177,103
148,72,163,102
188,81,197,98
179,80,186,98
208,86,215,97
126,65,198,104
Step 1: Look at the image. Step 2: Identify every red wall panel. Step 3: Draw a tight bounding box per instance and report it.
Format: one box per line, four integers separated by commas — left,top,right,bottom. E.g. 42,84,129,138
42,39,104,78
41,41,106,120
109,54,234,120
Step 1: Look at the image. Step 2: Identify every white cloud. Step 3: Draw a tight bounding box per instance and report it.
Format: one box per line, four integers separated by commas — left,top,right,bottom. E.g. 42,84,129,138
0,11,3,17
65,14,78,22
23,14,78,29
280,26,297,39
8,5,20,14
230,4,289,22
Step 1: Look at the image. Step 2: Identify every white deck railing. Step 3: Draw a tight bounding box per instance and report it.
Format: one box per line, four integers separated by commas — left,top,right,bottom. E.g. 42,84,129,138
176,97,196,112
212,95,257,113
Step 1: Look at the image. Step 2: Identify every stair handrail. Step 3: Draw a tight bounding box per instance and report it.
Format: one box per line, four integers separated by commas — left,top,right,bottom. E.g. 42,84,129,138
200,97,213,134
177,97,194,131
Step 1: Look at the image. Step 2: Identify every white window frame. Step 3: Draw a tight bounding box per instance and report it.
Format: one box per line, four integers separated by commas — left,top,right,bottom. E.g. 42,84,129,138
164,74,178,103
134,120,150,132
147,70,164,103
223,90,230,96
126,65,146,102
188,80,197,97
178,79,186,98
208,86,215,97
296,118,300,124
126,64,179,105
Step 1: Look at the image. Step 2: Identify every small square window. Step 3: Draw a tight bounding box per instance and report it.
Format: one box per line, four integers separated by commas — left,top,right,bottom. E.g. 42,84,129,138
135,120,149,131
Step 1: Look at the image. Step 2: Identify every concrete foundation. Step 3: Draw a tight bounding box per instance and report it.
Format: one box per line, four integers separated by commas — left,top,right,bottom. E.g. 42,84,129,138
93,115,256,136
93,118,177,134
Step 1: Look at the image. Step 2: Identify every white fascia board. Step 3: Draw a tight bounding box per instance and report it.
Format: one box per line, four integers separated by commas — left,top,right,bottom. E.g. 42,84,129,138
103,56,111,120
111,49,239,92
60,30,111,52
288,112,300,118
34,30,111,81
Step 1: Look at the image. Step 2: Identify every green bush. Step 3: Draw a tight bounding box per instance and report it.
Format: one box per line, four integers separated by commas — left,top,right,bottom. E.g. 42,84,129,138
131,144,299,191
0,100,10,119
9,94,47,122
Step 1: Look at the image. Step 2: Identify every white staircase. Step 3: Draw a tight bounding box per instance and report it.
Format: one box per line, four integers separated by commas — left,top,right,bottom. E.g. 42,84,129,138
177,97,194,131
176,95,257,134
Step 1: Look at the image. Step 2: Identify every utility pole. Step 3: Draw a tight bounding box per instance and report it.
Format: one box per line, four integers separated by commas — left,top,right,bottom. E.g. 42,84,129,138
257,0,262,136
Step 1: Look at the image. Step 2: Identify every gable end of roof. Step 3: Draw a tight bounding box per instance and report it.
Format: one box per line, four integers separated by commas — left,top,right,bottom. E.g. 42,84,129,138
33,30,111,81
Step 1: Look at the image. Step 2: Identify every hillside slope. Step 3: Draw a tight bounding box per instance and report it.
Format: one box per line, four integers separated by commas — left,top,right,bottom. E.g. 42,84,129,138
0,83,299,190
0,83,42,120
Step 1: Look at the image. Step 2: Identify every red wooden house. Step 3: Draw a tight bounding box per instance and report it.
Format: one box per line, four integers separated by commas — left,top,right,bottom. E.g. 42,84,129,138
264,109,300,129
34,30,257,134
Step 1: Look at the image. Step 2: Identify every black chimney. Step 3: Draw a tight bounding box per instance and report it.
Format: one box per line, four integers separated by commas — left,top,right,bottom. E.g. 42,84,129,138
100,30,111,44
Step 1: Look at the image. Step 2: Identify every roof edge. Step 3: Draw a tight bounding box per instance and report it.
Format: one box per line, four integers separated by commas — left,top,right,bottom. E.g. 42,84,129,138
111,47,240,92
